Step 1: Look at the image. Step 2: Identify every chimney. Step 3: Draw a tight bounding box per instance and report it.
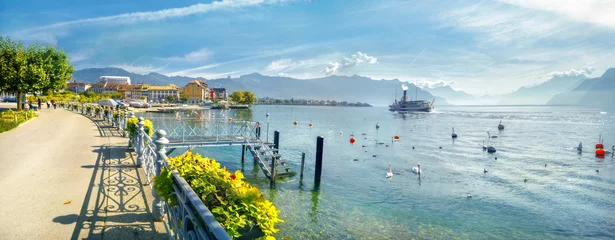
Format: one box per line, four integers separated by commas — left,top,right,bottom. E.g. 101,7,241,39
403,90,407,102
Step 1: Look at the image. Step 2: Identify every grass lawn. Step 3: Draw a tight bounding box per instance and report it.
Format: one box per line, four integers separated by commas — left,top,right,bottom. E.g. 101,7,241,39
0,110,38,133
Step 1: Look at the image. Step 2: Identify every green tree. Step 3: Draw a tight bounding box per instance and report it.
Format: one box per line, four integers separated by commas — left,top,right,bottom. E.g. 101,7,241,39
229,91,244,104
167,95,175,102
241,91,256,105
0,36,74,110
229,90,256,105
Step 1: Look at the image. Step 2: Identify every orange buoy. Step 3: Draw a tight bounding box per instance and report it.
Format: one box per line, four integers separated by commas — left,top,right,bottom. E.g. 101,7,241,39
309,123,313,127
596,143,604,149
197,115,202,121
394,135,400,140
228,117,232,121
596,149,606,156
293,121,298,126
350,137,356,144
177,115,181,120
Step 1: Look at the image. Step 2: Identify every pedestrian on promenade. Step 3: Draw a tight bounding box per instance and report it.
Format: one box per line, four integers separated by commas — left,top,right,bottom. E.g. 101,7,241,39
52,100,57,109
37,98,42,109
47,101,51,109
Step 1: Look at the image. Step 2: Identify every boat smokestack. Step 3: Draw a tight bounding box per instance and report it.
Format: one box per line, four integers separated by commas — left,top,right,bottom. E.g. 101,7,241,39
401,85,408,102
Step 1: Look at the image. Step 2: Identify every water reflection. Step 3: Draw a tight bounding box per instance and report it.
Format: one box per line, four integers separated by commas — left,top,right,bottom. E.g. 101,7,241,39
310,189,320,223
233,108,254,121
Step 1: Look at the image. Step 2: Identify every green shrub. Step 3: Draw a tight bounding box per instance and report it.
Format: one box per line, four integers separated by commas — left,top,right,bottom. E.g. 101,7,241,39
126,117,153,137
154,152,283,239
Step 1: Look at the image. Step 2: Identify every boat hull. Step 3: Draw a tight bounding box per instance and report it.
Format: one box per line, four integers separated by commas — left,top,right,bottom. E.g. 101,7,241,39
388,106,433,112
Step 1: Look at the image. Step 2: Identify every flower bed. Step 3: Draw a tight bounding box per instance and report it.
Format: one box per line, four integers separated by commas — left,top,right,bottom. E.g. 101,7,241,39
154,152,283,239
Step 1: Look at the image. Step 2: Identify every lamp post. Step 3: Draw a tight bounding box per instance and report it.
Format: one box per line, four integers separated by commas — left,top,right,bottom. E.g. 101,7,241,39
266,111,270,143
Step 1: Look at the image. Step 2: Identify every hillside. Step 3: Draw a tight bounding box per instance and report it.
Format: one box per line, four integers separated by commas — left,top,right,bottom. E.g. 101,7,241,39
498,75,587,105
205,73,447,106
426,86,477,105
71,68,447,106
547,68,615,105
71,67,205,86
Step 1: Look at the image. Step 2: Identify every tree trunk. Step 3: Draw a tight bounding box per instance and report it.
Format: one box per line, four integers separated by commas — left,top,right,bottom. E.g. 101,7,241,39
16,92,22,111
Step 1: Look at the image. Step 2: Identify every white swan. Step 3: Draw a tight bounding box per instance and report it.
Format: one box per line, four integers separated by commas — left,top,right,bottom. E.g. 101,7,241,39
386,163,393,178
412,163,421,174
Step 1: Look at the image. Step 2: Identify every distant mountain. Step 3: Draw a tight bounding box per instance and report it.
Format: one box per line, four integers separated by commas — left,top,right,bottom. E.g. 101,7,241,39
426,86,477,105
498,74,587,105
548,68,615,105
71,68,447,106
71,67,205,86
205,73,447,106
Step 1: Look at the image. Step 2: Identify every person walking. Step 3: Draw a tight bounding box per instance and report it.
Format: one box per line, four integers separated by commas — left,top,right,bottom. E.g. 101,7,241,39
52,100,57,109
47,100,51,109
37,98,42,109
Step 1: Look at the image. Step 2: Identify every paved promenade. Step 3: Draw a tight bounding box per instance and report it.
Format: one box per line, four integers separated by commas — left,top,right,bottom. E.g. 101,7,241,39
0,104,166,239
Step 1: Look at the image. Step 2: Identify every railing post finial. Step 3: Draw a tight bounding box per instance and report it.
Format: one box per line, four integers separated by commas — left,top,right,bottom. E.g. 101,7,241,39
152,129,169,221
136,117,145,166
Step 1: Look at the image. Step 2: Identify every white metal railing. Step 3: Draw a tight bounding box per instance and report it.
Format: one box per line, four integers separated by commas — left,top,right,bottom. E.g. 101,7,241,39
131,118,231,240
63,106,233,239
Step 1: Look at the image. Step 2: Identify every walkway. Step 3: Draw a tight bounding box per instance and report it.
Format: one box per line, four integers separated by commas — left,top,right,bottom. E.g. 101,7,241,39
0,106,166,239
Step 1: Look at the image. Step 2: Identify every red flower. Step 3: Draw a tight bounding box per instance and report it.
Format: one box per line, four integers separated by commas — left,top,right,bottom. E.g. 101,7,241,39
230,174,236,180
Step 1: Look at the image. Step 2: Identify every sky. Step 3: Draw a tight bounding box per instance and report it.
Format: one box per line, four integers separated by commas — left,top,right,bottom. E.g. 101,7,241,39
2,0,614,95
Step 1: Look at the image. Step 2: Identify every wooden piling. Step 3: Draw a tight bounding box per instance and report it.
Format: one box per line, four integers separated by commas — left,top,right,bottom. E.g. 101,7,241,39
270,155,276,188
241,144,245,165
274,131,280,153
314,136,324,187
300,152,305,181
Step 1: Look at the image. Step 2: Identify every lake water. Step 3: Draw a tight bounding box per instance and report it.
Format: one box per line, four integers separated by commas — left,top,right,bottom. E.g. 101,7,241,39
141,105,615,239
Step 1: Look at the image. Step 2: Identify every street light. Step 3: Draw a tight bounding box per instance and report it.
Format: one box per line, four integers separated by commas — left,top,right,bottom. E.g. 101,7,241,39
266,111,270,143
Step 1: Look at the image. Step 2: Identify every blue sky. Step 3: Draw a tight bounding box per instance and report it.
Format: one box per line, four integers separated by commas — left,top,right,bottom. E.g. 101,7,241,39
2,0,614,94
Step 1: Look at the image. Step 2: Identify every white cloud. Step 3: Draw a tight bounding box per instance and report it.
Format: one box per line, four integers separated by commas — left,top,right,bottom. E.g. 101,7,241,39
265,59,297,72
264,58,315,73
170,43,322,76
323,51,378,75
414,80,456,89
21,1,280,32
10,0,291,43
165,48,211,62
548,65,595,77
439,2,594,47
68,48,95,62
497,0,615,28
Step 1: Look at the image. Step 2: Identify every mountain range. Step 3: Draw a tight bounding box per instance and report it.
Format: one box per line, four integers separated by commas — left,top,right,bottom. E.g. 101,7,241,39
547,68,615,105
71,68,446,106
71,67,614,106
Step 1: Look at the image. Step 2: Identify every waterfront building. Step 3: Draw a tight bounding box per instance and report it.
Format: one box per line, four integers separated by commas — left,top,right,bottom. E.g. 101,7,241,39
89,81,120,94
100,76,131,85
148,84,180,102
210,88,228,100
66,81,92,93
118,83,149,100
181,80,209,104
